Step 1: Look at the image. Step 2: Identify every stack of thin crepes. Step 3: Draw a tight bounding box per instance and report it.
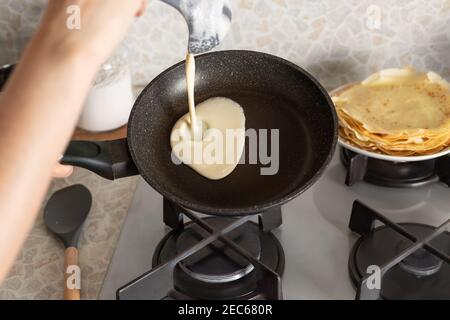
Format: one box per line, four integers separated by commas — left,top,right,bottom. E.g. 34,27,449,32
332,68,450,156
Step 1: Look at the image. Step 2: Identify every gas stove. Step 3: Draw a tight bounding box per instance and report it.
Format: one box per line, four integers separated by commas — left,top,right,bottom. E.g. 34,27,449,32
117,201,284,300
99,150,449,300
341,148,450,188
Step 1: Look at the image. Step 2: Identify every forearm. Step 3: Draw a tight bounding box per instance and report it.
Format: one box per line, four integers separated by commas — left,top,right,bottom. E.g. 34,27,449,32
0,32,98,281
0,0,145,283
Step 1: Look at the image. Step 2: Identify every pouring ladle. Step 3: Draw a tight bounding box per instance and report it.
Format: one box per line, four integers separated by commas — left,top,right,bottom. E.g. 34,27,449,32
162,0,232,54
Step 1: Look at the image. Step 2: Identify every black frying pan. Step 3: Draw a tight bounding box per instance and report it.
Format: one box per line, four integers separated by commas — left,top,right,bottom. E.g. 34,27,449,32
2,51,338,216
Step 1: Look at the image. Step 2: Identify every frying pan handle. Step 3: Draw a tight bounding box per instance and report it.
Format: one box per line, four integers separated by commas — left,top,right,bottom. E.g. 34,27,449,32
0,64,15,90
61,139,139,180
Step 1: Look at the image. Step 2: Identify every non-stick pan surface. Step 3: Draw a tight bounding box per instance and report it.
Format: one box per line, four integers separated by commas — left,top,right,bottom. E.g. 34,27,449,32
127,51,337,215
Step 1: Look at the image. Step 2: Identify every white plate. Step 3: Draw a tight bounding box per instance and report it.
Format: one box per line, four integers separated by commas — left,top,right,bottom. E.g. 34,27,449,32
330,84,450,163
338,138,450,162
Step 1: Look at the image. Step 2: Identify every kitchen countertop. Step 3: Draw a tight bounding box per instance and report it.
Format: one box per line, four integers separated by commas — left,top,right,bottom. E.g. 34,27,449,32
0,168,139,300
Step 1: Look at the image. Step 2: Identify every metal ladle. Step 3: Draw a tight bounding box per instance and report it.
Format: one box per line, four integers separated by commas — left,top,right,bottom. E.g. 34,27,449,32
161,0,232,54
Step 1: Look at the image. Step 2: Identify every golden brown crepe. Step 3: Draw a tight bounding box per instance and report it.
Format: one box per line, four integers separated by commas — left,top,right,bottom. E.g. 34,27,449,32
332,68,450,156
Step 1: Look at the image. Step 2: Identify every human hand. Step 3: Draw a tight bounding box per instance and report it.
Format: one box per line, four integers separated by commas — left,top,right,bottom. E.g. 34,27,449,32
35,0,147,66
52,164,74,178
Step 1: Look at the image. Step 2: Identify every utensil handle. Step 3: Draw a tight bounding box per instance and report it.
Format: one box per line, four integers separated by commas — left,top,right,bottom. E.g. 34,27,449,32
61,139,139,180
64,247,81,300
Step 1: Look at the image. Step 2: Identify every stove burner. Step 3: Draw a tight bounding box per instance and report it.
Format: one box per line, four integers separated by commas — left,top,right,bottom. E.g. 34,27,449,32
399,248,443,277
155,217,284,299
340,148,450,188
348,201,450,300
175,219,261,283
116,199,284,300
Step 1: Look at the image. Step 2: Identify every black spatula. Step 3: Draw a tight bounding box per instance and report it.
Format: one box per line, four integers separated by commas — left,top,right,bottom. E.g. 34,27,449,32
44,184,92,300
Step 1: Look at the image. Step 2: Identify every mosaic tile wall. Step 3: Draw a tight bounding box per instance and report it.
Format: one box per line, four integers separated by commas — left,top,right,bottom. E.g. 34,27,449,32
1,0,450,90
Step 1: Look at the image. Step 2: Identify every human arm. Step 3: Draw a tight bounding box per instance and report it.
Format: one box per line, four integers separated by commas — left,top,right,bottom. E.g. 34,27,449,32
0,0,145,281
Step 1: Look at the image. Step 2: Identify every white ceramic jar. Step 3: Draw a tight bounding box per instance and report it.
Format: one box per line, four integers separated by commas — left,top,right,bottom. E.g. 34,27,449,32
77,54,134,132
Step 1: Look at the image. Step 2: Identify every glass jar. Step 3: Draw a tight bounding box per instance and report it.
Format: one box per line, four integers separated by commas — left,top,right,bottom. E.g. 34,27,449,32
77,53,134,132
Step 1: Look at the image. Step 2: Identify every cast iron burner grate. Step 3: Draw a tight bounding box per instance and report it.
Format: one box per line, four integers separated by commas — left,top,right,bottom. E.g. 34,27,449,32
116,198,285,300
348,201,450,300
340,148,450,188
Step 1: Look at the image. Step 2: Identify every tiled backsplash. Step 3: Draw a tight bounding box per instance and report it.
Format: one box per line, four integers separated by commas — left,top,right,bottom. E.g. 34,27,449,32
1,0,450,90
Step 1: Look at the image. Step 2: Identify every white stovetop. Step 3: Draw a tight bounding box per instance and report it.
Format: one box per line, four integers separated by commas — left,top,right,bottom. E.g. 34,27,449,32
99,151,450,300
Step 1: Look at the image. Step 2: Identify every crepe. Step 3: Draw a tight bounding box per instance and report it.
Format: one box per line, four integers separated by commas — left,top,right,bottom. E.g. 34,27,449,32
332,68,450,156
